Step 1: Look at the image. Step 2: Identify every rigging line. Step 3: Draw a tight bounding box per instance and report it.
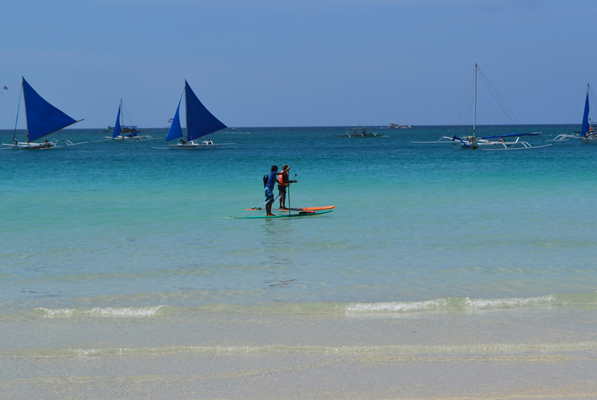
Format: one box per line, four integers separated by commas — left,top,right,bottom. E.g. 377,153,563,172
12,89,22,140
478,72,519,125
453,68,476,126
122,101,139,126
564,87,587,124
477,67,523,126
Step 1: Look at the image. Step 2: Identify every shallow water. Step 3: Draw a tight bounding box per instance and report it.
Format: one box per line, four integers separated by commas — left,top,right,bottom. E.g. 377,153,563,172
2,126,597,398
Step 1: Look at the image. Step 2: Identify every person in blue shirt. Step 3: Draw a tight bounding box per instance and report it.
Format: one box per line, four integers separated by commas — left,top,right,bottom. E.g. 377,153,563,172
265,165,279,216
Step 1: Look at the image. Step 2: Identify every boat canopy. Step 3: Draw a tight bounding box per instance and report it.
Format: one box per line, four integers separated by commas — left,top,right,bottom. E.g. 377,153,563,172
22,77,79,142
185,80,226,141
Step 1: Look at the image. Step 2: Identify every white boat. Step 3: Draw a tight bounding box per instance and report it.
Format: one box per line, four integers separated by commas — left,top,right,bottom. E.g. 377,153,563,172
165,81,234,149
388,123,412,129
1,77,84,150
413,64,550,151
106,99,153,141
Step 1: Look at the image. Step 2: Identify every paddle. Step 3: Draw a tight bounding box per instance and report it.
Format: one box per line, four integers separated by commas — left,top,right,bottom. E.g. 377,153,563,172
287,174,297,215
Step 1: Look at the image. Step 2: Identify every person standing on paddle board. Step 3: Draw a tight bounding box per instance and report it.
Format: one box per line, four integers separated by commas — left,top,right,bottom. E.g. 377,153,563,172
264,165,279,216
278,164,297,210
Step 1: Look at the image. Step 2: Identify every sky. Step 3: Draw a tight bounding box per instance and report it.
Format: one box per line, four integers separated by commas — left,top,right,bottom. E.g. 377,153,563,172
1,0,596,128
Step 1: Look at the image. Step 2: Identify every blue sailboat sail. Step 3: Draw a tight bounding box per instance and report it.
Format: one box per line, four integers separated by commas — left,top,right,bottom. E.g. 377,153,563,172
112,105,122,139
22,77,79,142
184,80,226,141
166,97,183,142
581,89,590,137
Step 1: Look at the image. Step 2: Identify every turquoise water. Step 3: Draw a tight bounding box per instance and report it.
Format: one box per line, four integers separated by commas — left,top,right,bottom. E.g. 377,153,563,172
2,126,597,398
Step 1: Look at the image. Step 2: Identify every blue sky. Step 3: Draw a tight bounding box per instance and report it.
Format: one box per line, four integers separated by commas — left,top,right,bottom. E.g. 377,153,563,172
1,0,595,128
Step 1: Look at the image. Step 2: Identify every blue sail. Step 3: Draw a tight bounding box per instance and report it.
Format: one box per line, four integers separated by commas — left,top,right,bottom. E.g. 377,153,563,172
112,104,122,139
166,97,183,142
22,77,79,142
184,80,226,141
581,90,590,137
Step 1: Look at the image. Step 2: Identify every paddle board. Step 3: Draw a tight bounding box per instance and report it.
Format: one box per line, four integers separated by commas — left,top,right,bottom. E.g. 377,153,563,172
246,205,335,211
231,209,333,219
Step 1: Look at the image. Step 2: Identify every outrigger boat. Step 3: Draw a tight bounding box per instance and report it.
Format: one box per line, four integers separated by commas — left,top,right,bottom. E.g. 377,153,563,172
388,123,412,129
335,126,382,138
106,99,153,141
165,81,234,149
550,84,596,143
412,64,550,151
2,77,84,150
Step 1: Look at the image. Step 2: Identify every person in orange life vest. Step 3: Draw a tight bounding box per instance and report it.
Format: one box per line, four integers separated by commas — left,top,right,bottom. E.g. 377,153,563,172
278,164,297,210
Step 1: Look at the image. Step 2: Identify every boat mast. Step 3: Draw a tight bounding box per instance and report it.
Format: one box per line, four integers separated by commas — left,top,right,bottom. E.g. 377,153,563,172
120,99,123,126
588,83,592,130
473,63,477,140
22,78,30,143
184,83,189,142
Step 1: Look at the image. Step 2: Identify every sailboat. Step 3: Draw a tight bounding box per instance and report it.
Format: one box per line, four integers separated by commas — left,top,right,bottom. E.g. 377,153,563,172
166,80,233,149
549,84,594,143
413,64,550,150
107,99,153,141
3,77,84,150
579,84,596,144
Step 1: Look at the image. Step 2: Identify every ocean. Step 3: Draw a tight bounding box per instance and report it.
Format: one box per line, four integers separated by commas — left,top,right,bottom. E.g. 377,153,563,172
1,126,597,399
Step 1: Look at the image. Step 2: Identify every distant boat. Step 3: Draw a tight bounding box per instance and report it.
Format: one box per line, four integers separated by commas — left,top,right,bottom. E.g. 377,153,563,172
2,77,84,150
335,126,382,138
413,64,550,151
166,81,234,149
579,84,597,144
549,84,595,143
388,123,412,129
107,99,153,141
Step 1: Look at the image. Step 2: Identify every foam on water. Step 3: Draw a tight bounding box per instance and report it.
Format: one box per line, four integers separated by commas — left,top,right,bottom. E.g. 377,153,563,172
36,305,166,318
0,292,590,322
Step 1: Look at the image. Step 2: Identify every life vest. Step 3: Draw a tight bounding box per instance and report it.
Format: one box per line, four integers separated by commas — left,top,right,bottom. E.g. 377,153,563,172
277,172,288,186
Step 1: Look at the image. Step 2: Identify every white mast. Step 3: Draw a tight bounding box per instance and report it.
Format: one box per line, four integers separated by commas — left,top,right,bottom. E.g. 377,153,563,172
473,63,477,140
